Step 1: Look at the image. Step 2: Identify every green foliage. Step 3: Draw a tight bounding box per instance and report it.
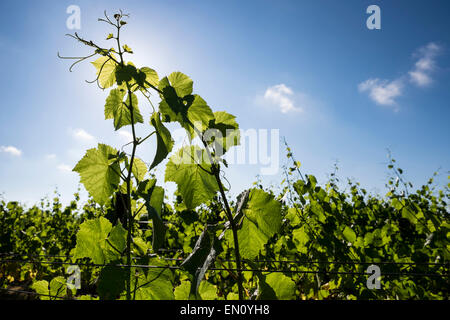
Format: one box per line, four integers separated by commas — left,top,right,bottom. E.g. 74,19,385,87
72,144,121,205
236,189,282,259
1,11,447,302
73,217,126,264
91,55,117,89
31,277,67,300
149,112,173,170
105,89,144,130
165,146,219,209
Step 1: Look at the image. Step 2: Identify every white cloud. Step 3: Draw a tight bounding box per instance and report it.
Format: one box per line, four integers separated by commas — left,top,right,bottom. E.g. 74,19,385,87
0,145,22,157
359,42,443,110
358,78,403,107
71,128,96,143
409,71,431,87
57,164,73,173
409,42,442,87
263,84,301,113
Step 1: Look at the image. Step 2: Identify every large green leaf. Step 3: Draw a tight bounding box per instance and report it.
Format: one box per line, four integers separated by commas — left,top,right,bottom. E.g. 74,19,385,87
126,264,174,300
150,112,174,170
237,189,282,259
165,146,219,209
91,55,117,89
140,67,159,89
97,264,127,300
198,281,219,300
138,180,167,251
73,217,126,264
343,226,357,244
208,111,240,154
73,144,120,205
292,226,309,254
105,89,143,130
105,88,125,119
106,222,127,259
159,93,214,138
131,157,148,182
157,72,193,122
186,95,215,135
159,72,193,98
174,281,192,300
258,273,296,300
31,277,67,300
115,63,138,86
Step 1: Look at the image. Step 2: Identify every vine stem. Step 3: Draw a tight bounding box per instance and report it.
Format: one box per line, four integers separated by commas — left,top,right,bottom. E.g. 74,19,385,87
114,15,135,301
191,124,244,300
214,169,244,300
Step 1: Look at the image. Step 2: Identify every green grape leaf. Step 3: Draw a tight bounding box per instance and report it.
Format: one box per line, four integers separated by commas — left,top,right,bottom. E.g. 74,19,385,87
115,63,138,86
150,186,165,216
160,72,193,98
140,67,159,89
186,95,215,135
97,265,127,300
174,281,192,300
198,281,218,300
208,111,240,154
159,96,181,123
31,280,51,300
137,179,167,251
343,226,357,244
122,44,133,54
227,292,239,300
158,73,190,120
73,217,112,264
126,263,174,300
286,207,302,227
78,295,99,300
293,180,307,196
146,186,166,251
73,144,120,205
255,272,296,300
131,157,148,182
133,237,149,255
105,222,127,259
91,55,117,89
105,88,125,119
150,112,174,170
264,273,296,300
237,189,282,259
105,89,143,130
73,217,125,264
165,146,219,209
292,226,309,254
31,277,67,300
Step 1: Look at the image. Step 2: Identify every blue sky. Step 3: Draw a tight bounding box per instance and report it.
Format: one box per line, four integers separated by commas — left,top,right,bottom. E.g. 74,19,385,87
0,0,449,206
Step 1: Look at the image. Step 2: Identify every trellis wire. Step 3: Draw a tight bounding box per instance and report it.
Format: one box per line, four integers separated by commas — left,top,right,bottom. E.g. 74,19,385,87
1,252,448,267
0,287,66,300
0,258,448,278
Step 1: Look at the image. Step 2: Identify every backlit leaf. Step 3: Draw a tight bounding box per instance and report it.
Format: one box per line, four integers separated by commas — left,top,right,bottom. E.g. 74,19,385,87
237,189,282,259
165,146,219,209
73,144,120,205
